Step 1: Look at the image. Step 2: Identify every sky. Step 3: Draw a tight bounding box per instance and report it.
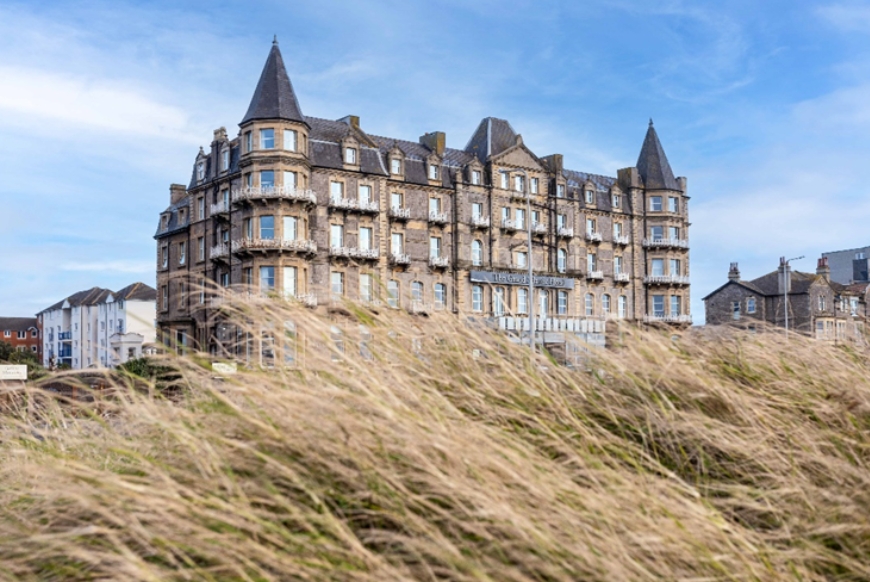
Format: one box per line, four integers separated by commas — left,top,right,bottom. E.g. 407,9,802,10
2,0,870,321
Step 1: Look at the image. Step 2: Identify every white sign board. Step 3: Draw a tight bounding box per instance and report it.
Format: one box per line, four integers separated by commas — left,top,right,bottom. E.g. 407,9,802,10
212,362,237,375
0,365,27,381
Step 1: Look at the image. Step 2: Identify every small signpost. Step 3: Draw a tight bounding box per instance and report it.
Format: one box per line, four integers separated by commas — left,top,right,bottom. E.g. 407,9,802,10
212,362,237,376
0,365,27,382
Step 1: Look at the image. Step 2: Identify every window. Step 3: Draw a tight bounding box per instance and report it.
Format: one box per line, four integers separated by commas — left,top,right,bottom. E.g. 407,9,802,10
668,197,678,213
179,282,186,307
246,173,253,187
390,158,402,174
618,295,627,318
472,202,483,219
650,196,662,211
585,293,594,316
587,253,597,272
391,232,403,254
330,181,344,202
494,287,506,316
585,190,594,204
391,192,403,210
501,207,510,224
284,129,297,152
516,251,528,268
500,172,509,189
260,170,275,189
331,272,344,299
667,226,680,240
515,208,526,229
651,258,664,276
161,286,168,310
284,171,297,190
283,216,298,241
429,197,441,214
429,164,439,180
650,225,664,240
222,189,230,209
557,184,565,198
260,128,275,149
472,285,483,312
857,252,866,260
539,290,548,316
345,147,357,164
387,280,399,308
671,295,682,316
360,273,373,302
557,290,568,315
283,266,297,299
472,240,483,266
850,297,859,315
31,330,37,338
161,246,168,268
330,224,344,248
197,197,205,220
602,294,611,314
245,131,252,152
518,288,528,314
412,281,424,302
472,170,481,185
243,217,253,239
220,272,230,287
732,301,740,320
259,266,275,293
557,214,567,230
557,249,567,273
17,330,25,339
514,175,524,192
586,218,596,235
435,283,446,309
430,236,442,258
819,295,827,311
613,222,623,238
816,321,825,339
197,162,205,181
359,184,372,204
260,215,275,239
614,255,623,274
669,259,681,276
359,227,373,251
653,295,665,317
612,194,620,208
531,177,539,194
178,241,186,265
222,149,229,171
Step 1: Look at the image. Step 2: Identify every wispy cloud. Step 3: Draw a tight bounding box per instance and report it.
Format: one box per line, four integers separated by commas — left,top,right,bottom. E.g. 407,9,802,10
818,3,870,32
61,260,154,274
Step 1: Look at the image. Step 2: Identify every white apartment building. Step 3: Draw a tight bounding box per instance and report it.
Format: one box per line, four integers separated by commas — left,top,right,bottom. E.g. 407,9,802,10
37,283,157,369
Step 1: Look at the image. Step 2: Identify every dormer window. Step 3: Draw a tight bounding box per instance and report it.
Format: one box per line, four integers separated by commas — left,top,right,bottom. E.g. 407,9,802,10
390,158,402,175
221,149,229,171
612,194,620,208
345,147,357,164
585,190,594,204
260,128,275,149
161,215,168,231
197,162,205,181
284,129,297,152
557,184,565,198
472,170,481,185
429,164,439,180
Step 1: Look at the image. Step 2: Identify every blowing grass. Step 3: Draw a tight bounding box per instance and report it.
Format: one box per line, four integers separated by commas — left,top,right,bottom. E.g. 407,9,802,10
2,301,870,581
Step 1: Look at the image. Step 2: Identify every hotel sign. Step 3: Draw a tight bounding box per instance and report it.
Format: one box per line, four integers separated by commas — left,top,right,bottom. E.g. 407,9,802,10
470,271,574,289
0,365,27,381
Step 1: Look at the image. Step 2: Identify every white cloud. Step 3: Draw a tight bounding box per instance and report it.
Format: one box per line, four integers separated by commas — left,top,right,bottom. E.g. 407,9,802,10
818,3,870,32
61,260,154,274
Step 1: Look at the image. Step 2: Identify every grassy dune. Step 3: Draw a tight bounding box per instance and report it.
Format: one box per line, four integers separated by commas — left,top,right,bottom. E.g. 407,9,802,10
2,302,870,581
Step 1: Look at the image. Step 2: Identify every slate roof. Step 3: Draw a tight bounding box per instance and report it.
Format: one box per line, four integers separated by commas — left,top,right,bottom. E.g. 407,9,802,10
464,117,519,162
241,40,305,125
636,120,680,191
114,282,157,302
704,270,823,302
37,284,154,315
154,195,191,239
0,317,37,332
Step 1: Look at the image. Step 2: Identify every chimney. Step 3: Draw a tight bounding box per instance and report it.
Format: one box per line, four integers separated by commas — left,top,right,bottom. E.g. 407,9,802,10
816,256,831,281
728,262,740,281
213,126,228,142
541,154,564,174
170,184,187,204
420,131,446,157
778,257,791,295
338,115,360,129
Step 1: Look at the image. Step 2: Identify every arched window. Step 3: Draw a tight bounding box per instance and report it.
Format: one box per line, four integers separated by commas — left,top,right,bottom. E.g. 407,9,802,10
557,248,567,273
472,240,483,266
585,293,594,316
602,294,611,314
411,281,424,303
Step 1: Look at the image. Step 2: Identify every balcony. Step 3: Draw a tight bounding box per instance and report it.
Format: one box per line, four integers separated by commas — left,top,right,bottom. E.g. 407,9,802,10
409,301,432,315
329,197,379,214
210,242,230,261
210,200,230,217
232,186,316,205
532,222,547,235
495,316,606,334
390,252,411,265
501,218,518,231
471,216,491,229
585,231,603,243
510,190,531,201
389,206,411,221
428,211,449,225
614,272,630,283
586,270,604,281
644,275,690,285
642,238,689,249
232,238,317,255
429,256,450,269
295,293,318,308
329,247,379,261
59,331,72,341
614,235,631,246
557,227,574,238
58,346,72,358
644,314,692,324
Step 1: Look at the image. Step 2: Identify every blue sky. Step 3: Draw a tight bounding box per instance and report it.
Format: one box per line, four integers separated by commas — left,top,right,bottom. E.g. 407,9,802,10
2,0,870,320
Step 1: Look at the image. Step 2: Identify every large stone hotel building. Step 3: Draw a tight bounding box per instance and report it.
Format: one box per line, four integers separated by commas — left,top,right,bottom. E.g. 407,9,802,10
156,41,691,353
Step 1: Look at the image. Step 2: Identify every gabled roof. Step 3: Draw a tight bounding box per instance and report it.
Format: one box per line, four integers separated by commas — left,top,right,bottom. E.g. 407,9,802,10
113,282,157,302
241,40,305,125
703,270,823,301
464,117,518,162
0,317,37,332
636,120,679,191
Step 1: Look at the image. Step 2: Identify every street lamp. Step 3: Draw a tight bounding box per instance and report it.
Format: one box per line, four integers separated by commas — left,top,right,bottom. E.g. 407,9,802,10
782,255,804,338
500,169,534,352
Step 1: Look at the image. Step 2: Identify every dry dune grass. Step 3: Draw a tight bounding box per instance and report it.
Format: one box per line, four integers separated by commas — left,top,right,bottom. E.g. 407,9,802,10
2,300,870,581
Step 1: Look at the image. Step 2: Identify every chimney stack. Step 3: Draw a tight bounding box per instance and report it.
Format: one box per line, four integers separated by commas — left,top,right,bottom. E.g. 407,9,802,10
170,184,187,204
419,131,446,157
817,256,831,281
728,262,740,281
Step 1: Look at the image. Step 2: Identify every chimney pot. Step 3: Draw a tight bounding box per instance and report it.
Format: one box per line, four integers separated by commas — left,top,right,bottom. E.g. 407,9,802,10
728,262,740,281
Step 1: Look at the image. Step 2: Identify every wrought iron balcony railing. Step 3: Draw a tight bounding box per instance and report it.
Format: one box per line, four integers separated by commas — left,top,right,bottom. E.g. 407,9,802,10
232,238,317,254
642,238,689,249
232,186,316,205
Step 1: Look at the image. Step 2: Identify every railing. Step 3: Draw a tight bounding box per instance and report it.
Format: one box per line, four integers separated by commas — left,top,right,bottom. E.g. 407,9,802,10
232,238,317,254
614,272,630,283
429,256,450,268
329,198,379,213
428,211,449,224
532,222,547,235
614,235,631,245
232,186,316,205
389,207,411,220
501,219,518,231
642,238,689,249
471,216,491,229
59,331,72,341
210,200,230,216
557,227,574,238
329,247,379,260
210,242,230,260
390,252,411,265
58,346,72,358
586,270,604,281
496,316,607,334
510,190,530,201
643,314,692,324
409,301,432,315
644,275,690,285
585,232,603,243
296,293,318,308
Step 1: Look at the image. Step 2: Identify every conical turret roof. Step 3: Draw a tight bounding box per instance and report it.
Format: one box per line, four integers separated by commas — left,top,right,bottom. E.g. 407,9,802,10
636,120,679,191
241,39,305,125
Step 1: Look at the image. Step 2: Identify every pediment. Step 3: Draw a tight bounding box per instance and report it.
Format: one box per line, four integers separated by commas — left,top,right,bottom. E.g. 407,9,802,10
491,143,543,171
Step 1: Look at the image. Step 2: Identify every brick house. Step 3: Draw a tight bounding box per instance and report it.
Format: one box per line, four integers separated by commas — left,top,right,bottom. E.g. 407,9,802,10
156,40,692,357
0,317,40,359
703,258,868,341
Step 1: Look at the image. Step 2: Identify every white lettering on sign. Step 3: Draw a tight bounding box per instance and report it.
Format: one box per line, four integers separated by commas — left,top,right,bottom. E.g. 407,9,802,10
0,365,27,381
212,362,237,375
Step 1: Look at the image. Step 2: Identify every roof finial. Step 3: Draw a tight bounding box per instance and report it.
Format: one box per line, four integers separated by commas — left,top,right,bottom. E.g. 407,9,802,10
649,118,654,128
273,35,278,46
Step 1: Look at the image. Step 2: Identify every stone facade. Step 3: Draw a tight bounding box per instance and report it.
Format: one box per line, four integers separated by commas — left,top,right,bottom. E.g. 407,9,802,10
156,41,692,354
